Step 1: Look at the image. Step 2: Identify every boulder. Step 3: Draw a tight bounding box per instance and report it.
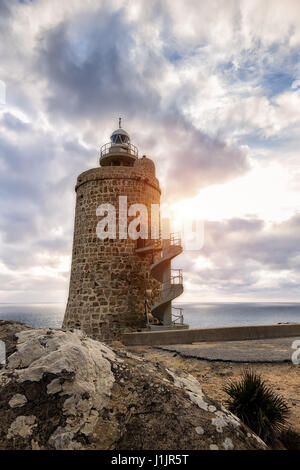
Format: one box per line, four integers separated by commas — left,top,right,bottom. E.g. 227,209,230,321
0,321,267,450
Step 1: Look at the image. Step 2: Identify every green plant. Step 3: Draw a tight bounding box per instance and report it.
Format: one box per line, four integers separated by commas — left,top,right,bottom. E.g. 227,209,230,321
223,369,290,442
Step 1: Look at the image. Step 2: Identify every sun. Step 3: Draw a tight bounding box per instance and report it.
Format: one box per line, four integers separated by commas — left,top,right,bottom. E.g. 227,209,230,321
165,161,298,228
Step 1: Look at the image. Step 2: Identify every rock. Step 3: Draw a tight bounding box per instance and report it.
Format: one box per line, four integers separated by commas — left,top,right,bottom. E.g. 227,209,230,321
222,437,234,450
210,444,219,450
0,322,268,450
0,320,31,365
195,426,204,435
9,394,27,408
7,416,37,439
217,369,233,377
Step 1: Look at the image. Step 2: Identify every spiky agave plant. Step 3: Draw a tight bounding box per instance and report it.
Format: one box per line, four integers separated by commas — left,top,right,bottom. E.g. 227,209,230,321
279,428,300,450
223,369,290,442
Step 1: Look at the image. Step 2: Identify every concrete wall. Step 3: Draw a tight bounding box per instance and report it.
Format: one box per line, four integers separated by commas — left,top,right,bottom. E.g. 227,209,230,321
122,323,300,346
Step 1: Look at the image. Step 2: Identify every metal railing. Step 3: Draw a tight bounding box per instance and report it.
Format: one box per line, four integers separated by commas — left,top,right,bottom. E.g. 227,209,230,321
172,306,184,325
170,268,183,285
137,231,182,252
136,238,162,250
100,142,138,159
152,269,183,301
169,232,182,247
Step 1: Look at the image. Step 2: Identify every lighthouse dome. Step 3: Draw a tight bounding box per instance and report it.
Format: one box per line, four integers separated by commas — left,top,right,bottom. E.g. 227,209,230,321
110,128,130,145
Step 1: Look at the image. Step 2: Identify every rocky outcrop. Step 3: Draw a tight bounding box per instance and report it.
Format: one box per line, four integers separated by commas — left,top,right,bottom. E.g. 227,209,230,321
0,321,267,450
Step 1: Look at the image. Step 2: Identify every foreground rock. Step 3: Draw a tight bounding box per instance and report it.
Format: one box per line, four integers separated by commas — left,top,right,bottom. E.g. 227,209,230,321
0,321,267,450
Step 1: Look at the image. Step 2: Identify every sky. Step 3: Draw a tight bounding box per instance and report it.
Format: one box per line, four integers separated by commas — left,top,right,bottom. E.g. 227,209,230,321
0,0,300,303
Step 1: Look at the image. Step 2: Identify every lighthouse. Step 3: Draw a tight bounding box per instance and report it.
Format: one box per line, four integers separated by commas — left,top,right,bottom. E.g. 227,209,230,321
63,122,186,341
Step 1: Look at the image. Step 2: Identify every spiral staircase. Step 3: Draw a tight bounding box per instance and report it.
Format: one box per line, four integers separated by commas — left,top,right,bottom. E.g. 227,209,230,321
136,232,188,330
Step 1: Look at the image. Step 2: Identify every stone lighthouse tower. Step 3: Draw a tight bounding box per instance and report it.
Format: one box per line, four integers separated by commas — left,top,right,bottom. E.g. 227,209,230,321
63,122,185,341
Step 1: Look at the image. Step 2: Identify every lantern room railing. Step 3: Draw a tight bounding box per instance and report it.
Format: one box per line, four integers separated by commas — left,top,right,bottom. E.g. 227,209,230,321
100,142,139,160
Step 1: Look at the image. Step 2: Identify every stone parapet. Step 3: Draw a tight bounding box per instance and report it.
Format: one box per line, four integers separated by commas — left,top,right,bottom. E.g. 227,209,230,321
76,166,161,194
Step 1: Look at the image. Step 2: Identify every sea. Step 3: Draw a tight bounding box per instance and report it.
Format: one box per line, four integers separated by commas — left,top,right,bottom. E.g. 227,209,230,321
0,302,299,329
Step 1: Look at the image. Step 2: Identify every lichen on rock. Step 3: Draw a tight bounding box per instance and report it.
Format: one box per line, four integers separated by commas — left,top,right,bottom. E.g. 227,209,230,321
8,394,27,408
0,321,268,450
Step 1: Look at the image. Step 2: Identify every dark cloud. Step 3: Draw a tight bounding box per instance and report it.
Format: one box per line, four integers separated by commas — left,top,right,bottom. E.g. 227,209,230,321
33,8,250,200
0,0,12,21
1,112,30,131
201,215,300,268
178,214,300,298
36,11,161,121
0,122,78,268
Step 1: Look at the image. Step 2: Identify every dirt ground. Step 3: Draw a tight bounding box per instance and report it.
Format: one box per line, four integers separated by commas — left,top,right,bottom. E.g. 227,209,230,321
127,345,300,434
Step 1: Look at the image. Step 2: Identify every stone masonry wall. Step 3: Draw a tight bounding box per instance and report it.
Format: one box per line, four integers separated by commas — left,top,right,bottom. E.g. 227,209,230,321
63,165,161,341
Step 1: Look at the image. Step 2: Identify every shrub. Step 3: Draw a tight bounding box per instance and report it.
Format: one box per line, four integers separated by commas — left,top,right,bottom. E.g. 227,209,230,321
223,369,290,442
279,428,300,450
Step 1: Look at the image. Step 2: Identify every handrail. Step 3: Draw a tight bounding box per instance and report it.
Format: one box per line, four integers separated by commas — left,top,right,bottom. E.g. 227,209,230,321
137,238,162,250
172,306,184,324
153,284,183,304
137,231,182,251
100,142,138,159
169,232,181,247
149,228,184,326
152,270,183,300
169,268,183,285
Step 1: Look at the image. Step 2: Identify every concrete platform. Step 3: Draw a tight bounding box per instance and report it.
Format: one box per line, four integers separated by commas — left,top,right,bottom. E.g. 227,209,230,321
156,337,300,363
149,324,189,331
122,323,300,346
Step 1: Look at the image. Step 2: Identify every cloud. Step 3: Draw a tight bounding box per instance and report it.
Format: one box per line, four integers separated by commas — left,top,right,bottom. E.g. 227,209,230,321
0,0,300,302
1,112,30,131
13,2,250,207
177,214,300,300
155,114,250,200
35,10,162,122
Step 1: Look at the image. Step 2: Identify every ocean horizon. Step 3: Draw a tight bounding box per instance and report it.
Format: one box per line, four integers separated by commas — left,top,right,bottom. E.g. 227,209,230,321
0,301,299,330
